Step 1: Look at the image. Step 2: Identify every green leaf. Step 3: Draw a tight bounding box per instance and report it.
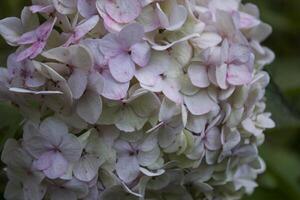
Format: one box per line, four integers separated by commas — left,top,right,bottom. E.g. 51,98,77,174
0,102,22,150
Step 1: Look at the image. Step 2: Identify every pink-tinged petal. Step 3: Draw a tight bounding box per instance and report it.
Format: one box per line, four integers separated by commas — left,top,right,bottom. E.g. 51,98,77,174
238,12,260,29
16,47,36,62
7,54,22,75
81,39,107,66
116,155,140,183
43,152,68,179
23,136,53,158
77,0,98,18
36,18,56,40
188,63,210,88
137,6,160,32
68,68,88,99
208,0,239,12
96,1,123,32
108,53,135,83
73,15,99,39
229,44,251,64
29,5,55,14
227,64,252,85
33,151,54,171
29,42,47,59
104,0,142,24
16,41,45,62
40,117,68,143
119,23,144,49
101,70,129,100
99,34,123,58
64,15,99,46
205,127,222,151
17,30,37,45
130,42,151,67
184,90,216,115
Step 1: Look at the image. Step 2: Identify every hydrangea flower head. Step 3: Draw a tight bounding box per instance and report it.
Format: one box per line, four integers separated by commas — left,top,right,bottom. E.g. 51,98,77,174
0,0,275,199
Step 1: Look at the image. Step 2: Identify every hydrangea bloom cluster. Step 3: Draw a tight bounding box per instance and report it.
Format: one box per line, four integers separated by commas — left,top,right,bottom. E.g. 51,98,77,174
0,0,275,199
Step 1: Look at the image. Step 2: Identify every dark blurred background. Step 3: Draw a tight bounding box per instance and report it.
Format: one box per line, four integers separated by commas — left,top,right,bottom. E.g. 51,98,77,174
0,0,300,199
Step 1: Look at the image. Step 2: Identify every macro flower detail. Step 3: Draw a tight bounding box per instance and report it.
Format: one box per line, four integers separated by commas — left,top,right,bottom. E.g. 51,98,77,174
16,18,57,61
99,23,151,83
23,117,82,179
0,0,275,199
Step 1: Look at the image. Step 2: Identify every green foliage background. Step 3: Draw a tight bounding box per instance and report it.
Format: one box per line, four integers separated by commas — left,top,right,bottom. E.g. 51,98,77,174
0,0,300,199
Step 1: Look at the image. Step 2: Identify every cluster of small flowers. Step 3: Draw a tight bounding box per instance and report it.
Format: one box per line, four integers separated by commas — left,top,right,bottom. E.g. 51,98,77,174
0,0,275,199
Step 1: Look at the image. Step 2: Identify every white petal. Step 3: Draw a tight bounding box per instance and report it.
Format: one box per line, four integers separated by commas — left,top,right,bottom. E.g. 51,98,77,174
130,42,151,67
116,155,140,183
69,45,94,70
186,114,207,133
40,117,68,141
139,167,165,177
101,70,129,100
104,0,141,23
166,3,188,31
53,0,77,14
0,17,23,46
77,0,98,18
184,90,216,115
205,127,222,151
76,91,102,124
115,107,147,132
188,63,210,88
43,152,69,179
149,33,200,51
137,146,160,166
109,53,135,83
68,69,88,99
73,154,103,182
60,134,83,162
119,23,144,48
192,32,222,49
99,33,122,58
131,92,160,118
227,64,252,85
159,97,181,122
88,72,104,94
9,87,62,95
216,63,228,89
135,52,170,87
